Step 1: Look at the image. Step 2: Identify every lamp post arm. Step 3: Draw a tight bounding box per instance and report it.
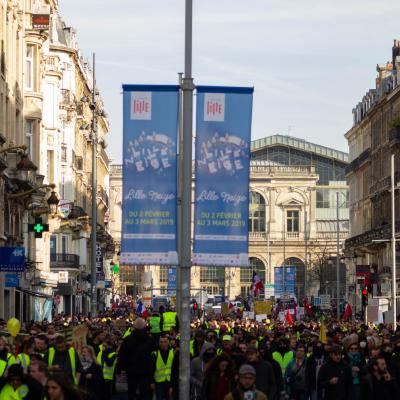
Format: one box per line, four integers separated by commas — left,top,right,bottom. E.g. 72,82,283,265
0,145,27,154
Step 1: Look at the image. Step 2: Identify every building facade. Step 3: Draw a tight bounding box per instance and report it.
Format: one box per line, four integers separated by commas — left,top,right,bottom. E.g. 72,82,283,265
111,135,349,301
0,0,112,320
345,40,400,307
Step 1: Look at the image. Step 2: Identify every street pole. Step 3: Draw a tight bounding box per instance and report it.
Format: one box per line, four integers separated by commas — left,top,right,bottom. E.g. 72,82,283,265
90,53,98,317
304,209,307,299
179,1,194,399
391,154,397,324
176,72,183,318
336,191,340,319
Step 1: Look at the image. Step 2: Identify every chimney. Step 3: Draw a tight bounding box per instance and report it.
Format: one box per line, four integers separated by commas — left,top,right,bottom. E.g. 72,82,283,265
393,39,400,69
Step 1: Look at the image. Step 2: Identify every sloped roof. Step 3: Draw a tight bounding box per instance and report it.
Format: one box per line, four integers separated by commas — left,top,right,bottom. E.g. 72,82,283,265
251,134,348,163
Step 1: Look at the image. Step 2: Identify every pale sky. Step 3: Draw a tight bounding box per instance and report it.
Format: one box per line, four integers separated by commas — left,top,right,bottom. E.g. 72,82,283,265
58,0,400,163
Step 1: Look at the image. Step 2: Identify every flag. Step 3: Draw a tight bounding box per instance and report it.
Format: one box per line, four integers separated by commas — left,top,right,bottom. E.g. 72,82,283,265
342,303,352,321
319,323,327,343
252,271,264,297
285,309,293,325
137,301,143,314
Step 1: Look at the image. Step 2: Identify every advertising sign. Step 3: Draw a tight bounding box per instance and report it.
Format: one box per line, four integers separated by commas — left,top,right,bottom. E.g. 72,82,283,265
167,267,176,296
274,266,296,298
121,85,179,265
32,14,50,30
96,244,104,280
193,86,253,266
5,274,19,288
0,247,25,272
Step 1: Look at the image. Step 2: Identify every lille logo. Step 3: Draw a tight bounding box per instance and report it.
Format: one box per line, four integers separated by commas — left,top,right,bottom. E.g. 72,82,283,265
204,93,225,121
131,92,151,120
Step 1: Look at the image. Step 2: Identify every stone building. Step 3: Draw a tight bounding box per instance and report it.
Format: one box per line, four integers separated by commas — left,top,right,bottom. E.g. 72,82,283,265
0,0,112,320
345,40,400,306
111,135,349,301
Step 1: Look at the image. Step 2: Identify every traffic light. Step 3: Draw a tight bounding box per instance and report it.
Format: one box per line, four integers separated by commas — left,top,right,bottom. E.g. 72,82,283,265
28,217,49,238
362,287,368,307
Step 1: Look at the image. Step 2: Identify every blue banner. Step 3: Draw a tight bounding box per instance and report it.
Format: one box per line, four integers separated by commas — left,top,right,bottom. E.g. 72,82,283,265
285,266,296,297
193,86,253,266
121,85,179,265
274,267,283,298
167,267,176,296
0,247,25,272
274,266,296,298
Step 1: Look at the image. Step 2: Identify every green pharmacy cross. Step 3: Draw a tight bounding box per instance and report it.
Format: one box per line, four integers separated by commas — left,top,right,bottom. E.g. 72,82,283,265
28,217,49,238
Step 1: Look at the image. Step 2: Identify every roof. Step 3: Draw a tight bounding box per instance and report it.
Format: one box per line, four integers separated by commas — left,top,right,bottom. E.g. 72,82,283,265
251,134,348,163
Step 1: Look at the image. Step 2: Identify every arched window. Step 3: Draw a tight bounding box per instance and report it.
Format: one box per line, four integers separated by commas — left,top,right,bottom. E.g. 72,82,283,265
240,257,266,298
249,192,265,232
281,257,305,300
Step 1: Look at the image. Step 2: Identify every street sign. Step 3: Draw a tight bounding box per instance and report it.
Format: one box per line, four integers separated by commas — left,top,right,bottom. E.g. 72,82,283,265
5,274,19,288
105,280,112,289
167,267,176,295
320,294,331,309
0,247,25,272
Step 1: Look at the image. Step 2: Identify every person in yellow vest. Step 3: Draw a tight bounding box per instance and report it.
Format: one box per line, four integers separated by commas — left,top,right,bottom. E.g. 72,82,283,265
190,330,205,359
95,339,117,398
150,335,174,400
161,307,179,333
0,364,43,400
272,338,294,377
149,311,162,342
44,335,82,385
0,359,6,380
0,336,16,367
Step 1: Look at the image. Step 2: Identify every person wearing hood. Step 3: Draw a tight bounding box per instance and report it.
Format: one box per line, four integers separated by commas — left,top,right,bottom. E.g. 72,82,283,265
116,317,156,400
272,338,294,377
318,345,352,400
190,342,216,399
306,341,326,400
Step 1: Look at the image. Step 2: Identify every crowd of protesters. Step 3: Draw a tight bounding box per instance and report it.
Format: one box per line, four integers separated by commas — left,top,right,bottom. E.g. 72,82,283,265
0,304,399,400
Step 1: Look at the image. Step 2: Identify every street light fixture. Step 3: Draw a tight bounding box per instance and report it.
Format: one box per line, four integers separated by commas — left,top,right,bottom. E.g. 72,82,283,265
16,153,37,183
47,190,60,216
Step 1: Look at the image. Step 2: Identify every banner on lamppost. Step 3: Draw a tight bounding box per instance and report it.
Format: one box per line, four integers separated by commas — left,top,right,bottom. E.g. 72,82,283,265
274,266,296,299
193,86,253,266
121,85,179,265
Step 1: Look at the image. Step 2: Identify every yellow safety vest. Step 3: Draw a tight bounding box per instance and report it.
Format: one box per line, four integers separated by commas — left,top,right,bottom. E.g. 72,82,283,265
272,351,294,376
17,353,30,370
190,339,194,357
6,353,16,366
0,383,29,400
154,349,174,383
123,327,132,338
102,352,117,381
150,316,161,334
48,347,77,384
162,312,177,332
0,360,6,378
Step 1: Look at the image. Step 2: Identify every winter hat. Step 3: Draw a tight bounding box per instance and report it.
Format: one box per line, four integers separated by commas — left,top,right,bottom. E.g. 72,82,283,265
239,364,256,376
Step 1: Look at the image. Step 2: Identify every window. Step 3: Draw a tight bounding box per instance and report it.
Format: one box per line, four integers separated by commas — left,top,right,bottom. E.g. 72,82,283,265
50,235,57,255
47,150,54,183
240,258,265,297
25,45,34,90
159,266,168,283
25,120,34,161
200,266,225,284
60,166,66,199
249,192,265,232
287,210,299,232
61,236,68,254
61,145,67,163
316,189,330,208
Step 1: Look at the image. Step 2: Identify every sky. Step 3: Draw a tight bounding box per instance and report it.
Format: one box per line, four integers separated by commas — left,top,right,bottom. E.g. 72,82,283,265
58,0,400,163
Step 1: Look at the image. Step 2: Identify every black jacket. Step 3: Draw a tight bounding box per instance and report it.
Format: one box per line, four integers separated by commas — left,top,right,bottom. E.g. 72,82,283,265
248,359,277,400
318,358,352,400
79,362,104,400
359,373,400,400
306,354,326,392
116,329,156,376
